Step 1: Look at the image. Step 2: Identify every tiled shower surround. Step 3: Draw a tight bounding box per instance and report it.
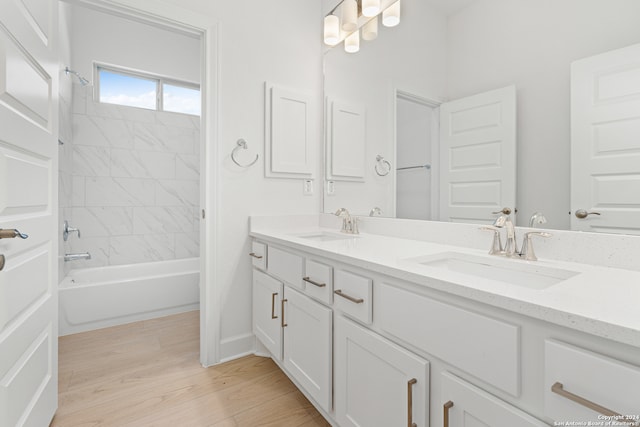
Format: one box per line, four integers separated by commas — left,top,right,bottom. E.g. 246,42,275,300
63,86,200,269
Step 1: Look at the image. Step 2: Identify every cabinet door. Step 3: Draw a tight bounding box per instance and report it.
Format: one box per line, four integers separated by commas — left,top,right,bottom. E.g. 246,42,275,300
335,316,429,427
283,287,333,412
441,372,547,427
253,270,283,360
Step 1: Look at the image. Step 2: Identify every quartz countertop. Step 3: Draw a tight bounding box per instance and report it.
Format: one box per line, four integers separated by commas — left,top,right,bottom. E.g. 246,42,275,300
250,222,640,349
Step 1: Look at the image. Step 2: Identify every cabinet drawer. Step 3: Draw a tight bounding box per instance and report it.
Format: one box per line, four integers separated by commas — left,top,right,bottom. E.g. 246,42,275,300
250,241,267,270
441,372,547,427
545,340,640,423
267,246,304,289
334,269,372,324
376,283,520,396
303,259,333,305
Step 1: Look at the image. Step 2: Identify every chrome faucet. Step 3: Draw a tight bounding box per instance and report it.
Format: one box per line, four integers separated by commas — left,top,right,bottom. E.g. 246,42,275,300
493,214,518,256
481,215,552,261
64,252,91,262
529,212,547,228
334,208,359,234
369,207,382,217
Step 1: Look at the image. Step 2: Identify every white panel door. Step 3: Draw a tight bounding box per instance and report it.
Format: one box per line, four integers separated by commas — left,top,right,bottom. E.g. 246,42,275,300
335,315,429,427
252,270,283,360
571,43,640,234
439,86,516,223
282,287,332,412
327,99,366,181
441,372,548,427
0,1,59,426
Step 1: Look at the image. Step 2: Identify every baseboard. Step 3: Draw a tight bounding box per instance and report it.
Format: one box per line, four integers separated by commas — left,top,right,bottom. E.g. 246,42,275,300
218,332,256,363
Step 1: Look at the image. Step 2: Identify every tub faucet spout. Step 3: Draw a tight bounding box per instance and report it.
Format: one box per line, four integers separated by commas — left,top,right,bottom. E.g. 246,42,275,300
64,252,91,262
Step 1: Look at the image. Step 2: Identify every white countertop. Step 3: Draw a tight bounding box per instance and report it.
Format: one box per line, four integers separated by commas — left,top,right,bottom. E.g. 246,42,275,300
250,222,640,349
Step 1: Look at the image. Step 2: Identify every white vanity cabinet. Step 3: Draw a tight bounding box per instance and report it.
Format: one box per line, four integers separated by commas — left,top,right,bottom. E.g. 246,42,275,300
251,244,333,413
441,373,548,427
252,269,283,359
334,315,429,427
282,286,332,412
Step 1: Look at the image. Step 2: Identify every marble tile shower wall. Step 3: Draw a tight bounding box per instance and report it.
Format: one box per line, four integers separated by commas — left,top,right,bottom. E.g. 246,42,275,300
65,86,200,269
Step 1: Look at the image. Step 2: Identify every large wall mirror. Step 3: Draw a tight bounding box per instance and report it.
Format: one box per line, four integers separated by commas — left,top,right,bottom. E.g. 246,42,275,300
323,0,640,234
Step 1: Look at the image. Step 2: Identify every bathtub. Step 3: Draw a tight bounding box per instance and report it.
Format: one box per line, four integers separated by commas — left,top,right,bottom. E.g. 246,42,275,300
59,258,200,336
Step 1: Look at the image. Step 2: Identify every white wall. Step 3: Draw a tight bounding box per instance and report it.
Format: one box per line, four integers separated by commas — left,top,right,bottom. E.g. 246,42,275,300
447,0,640,229
125,0,324,361
71,6,200,83
323,0,448,216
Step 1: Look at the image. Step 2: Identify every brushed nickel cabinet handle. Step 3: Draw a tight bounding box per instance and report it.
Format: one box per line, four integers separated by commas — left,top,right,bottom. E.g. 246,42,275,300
334,289,364,304
443,401,454,427
551,382,623,419
281,299,288,328
271,292,278,319
0,229,29,239
303,277,326,287
249,252,263,259
408,378,417,427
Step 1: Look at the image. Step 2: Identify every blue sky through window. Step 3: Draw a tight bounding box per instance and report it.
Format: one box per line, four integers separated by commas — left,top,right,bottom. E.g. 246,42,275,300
163,83,201,116
99,69,157,110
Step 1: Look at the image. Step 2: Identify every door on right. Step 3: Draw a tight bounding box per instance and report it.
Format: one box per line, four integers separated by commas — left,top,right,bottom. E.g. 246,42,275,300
571,43,640,234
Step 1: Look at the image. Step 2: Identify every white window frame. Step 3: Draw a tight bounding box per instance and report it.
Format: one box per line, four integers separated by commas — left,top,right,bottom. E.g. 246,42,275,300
94,63,201,115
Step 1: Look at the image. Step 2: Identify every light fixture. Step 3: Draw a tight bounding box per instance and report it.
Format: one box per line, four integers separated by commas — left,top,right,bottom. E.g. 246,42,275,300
344,30,360,53
382,0,401,27
362,0,381,17
324,14,340,45
342,0,358,32
362,16,378,41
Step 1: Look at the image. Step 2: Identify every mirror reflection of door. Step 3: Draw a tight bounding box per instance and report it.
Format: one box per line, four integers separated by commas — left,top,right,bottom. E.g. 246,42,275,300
395,93,440,220
439,85,517,224
571,43,640,235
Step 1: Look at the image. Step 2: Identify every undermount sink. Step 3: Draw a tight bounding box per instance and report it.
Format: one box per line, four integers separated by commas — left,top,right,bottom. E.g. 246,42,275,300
408,251,578,290
294,231,358,242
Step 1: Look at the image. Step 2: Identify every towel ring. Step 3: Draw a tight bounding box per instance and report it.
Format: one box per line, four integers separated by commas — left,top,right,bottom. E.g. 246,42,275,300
375,155,391,177
231,139,259,168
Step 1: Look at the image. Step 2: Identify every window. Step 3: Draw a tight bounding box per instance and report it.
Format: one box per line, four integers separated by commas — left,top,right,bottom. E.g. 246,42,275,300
97,65,201,116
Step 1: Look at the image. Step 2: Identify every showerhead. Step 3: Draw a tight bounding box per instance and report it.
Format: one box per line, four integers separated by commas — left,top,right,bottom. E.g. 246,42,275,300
64,67,90,86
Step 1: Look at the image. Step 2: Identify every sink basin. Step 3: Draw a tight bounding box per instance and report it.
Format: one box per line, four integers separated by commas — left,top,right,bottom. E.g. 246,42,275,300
409,251,578,290
294,231,358,242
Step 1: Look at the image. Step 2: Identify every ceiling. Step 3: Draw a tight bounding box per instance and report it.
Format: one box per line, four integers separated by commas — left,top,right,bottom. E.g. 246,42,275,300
426,0,476,16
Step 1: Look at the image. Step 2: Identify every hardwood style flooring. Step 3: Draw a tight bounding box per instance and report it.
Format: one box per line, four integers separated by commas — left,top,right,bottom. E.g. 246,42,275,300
52,311,330,427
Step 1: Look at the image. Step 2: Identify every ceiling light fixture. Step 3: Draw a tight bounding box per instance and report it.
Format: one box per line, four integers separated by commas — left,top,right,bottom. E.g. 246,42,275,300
323,0,400,52
382,0,401,27
362,0,381,17
324,14,340,45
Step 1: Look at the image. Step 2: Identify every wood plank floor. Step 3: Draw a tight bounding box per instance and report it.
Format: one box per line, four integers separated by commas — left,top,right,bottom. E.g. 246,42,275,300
52,311,331,426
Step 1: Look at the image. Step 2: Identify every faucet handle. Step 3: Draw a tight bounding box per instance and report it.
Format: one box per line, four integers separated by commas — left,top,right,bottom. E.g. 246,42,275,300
520,231,552,261
479,226,503,255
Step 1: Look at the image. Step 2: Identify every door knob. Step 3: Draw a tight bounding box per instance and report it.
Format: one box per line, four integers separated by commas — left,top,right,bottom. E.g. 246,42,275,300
0,229,29,239
575,209,601,219
0,254,5,271
492,207,512,215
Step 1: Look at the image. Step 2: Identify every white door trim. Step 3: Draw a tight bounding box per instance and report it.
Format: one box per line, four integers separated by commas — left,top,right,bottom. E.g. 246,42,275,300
65,0,221,366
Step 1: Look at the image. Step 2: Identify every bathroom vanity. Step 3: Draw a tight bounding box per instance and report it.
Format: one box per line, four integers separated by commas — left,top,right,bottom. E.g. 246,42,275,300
249,214,640,427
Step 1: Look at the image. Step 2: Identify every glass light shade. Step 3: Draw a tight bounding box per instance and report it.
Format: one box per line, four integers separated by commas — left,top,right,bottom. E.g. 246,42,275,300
324,15,340,45
341,0,358,32
344,30,360,53
362,16,378,41
362,0,381,17
383,1,401,27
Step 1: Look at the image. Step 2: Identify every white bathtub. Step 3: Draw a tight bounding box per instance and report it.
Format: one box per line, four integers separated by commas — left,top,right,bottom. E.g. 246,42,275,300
59,258,200,336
